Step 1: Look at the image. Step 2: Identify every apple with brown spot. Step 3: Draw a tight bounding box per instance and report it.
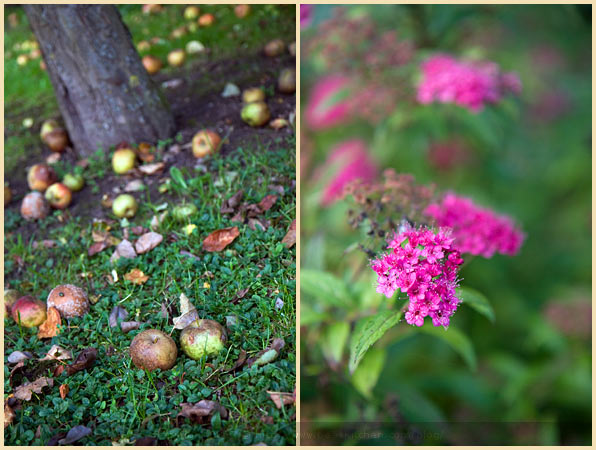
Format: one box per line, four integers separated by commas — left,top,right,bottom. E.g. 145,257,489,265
44,129,69,153
278,68,296,94
11,295,47,327
27,163,57,192
241,101,271,127
46,284,89,319
130,329,178,371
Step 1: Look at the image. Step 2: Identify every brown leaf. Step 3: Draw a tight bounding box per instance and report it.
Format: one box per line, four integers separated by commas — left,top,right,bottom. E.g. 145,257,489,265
59,384,69,399
124,269,149,285
179,250,200,260
109,305,128,328
231,288,250,305
4,401,15,428
110,239,137,263
88,241,109,257
172,309,199,330
258,194,278,212
14,377,54,401
120,321,143,333
138,162,165,175
281,219,296,248
220,190,244,214
266,391,295,409
224,350,247,373
76,158,89,168
269,118,289,129
177,400,229,425
66,348,97,376
40,345,73,361
248,218,269,231
135,232,163,254
37,307,62,339
203,227,239,252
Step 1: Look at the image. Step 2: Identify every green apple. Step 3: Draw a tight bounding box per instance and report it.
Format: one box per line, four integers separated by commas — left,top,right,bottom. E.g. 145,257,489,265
112,194,138,218
241,101,271,127
180,319,227,360
112,148,136,174
63,173,85,192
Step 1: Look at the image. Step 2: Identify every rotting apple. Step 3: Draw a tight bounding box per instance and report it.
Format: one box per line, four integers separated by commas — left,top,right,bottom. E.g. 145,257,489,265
180,319,227,360
192,130,221,158
167,49,186,67
21,192,50,220
242,87,265,104
27,163,57,192
130,329,178,371
241,101,271,127
44,129,69,153
62,173,84,192
198,13,215,27
46,284,89,319
11,295,47,328
45,183,72,209
112,194,138,219
264,39,285,57
142,55,162,75
184,5,200,20
112,148,136,174
278,68,296,94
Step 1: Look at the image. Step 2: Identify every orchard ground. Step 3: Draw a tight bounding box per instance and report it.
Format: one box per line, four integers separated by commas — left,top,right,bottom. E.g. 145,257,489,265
4,5,296,446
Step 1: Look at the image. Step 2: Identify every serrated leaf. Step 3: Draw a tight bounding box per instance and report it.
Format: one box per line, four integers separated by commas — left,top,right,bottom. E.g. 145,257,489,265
419,324,477,371
300,269,354,309
348,310,402,373
351,347,386,398
456,287,495,323
169,166,187,189
320,321,350,365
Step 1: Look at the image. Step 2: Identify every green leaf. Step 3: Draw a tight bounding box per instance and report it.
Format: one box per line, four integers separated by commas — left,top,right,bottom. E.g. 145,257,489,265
169,166,187,189
419,324,477,371
456,287,495,323
351,347,386,398
300,269,354,309
348,310,402,374
320,322,350,364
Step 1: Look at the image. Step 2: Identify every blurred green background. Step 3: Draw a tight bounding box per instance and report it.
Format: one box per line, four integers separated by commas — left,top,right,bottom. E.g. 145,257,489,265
300,4,591,445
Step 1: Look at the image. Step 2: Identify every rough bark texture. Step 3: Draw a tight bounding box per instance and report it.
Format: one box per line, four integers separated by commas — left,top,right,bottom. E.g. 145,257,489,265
24,5,175,157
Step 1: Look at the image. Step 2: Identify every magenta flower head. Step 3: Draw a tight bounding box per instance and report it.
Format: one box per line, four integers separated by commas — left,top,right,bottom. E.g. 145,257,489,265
417,54,521,112
425,193,525,258
301,5,313,28
305,75,352,130
317,139,378,206
372,225,464,328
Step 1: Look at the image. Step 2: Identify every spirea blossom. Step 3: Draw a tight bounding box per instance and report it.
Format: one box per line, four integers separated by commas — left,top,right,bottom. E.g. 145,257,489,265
372,226,464,328
417,54,521,112
301,5,313,28
305,75,352,130
425,193,525,258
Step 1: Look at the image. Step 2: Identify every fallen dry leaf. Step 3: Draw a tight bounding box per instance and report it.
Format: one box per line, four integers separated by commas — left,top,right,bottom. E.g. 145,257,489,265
88,241,109,257
37,307,62,339
223,350,247,373
124,179,145,192
177,400,229,425
120,321,143,333
138,162,165,175
76,158,89,168
135,232,163,254
110,239,137,263
150,211,168,230
4,401,15,428
172,293,199,330
59,384,69,399
266,391,295,409
248,338,285,367
248,217,269,231
109,305,128,328
281,219,296,248
220,190,244,214
58,425,92,445
258,195,278,212
203,227,239,252
7,351,33,364
40,345,73,361
124,269,149,285
269,118,289,129
231,288,250,305
66,348,97,376
14,377,54,401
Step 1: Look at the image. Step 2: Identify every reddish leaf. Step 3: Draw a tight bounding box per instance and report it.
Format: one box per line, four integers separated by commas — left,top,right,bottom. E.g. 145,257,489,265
220,190,244,214
203,227,239,252
258,194,278,212
135,232,163,254
4,401,15,428
88,241,109,257
281,219,296,248
124,269,149,285
37,307,61,339
267,391,295,409
59,384,69,399
66,348,97,376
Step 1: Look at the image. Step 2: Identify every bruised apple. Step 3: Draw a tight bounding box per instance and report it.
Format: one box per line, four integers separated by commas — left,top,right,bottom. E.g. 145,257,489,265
180,319,227,360
264,39,285,57
112,148,136,174
167,49,186,67
198,13,215,27
112,194,138,218
45,183,72,209
27,163,57,192
241,101,271,127
130,329,177,371
242,87,265,104
142,55,162,75
21,192,50,220
192,130,221,158
11,295,47,328
278,68,296,94
46,284,89,319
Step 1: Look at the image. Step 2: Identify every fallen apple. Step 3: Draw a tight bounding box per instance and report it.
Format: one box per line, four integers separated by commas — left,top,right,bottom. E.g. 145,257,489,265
112,194,138,218
167,49,186,67
278,68,296,94
170,26,188,39
40,119,60,141
142,55,162,75
29,48,41,59
27,163,57,192
192,130,221,158
45,183,72,209
11,295,47,328
130,329,178,371
46,284,89,319
112,148,136,174
198,13,215,27
16,54,28,66
234,4,251,18
187,22,198,33
241,101,271,127
5,185,12,206
137,40,151,52
4,289,21,315
172,203,198,221
44,129,69,153
21,192,50,220
185,40,205,55
289,41,296,57
242,87,265,104
180,319,227,360
264,39,285,57
62,173,84,192
142,4,163,14
184,5,200,20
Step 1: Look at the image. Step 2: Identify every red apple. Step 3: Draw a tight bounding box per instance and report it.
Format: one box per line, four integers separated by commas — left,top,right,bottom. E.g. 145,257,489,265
11,295,47,328
44,129,69,153
46,284,89,319
112,148,136,174
45,183,72,209
278,68,296,94
184,6,200,20
130,329,178,371
264,39,285,57
241,101,271,127
198,13,215,27
112,194,138,218
142,55,162,75
27,163,57,192
167,49,186,67
40,119,59,141
234,4,251,18
242,87,265,104
192,130,221,158
21,192,50,220
142,4,163,14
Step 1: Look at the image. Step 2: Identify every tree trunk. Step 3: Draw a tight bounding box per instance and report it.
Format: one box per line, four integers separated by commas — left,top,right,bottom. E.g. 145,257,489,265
24,5,175,157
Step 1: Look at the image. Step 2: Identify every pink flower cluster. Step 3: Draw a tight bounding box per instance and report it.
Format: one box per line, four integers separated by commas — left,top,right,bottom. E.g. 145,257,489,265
425,193,524,258
417,54,522,112
372,226,464,328
301,5,313,28
305,75,352,130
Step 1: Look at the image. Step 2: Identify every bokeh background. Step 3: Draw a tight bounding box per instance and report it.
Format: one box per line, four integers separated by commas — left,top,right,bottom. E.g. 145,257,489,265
300,4,591,445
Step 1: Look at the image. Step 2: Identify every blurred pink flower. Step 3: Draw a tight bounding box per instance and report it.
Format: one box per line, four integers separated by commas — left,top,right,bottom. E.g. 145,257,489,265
425,193,525,258
305,75,352,130
301,5,313,28
427,139,472,171
318,139,378,206
417,54,521,112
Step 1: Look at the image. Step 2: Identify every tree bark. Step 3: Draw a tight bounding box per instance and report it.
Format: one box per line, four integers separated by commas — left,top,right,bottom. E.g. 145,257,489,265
24,5,175,157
